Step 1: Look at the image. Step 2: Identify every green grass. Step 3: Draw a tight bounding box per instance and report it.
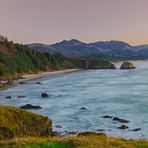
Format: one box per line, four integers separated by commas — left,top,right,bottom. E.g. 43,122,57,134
22,141,75,148
0,135,148,148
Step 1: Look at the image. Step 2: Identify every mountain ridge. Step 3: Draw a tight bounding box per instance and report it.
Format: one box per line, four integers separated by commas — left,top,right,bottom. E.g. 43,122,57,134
27,39,148,59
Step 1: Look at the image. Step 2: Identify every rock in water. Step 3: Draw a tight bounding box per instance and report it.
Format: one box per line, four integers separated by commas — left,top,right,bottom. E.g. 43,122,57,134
41,93,49,98
112,117,130,123
80,107,88,110
20,104,42,110
118,125,129,130
0,105,52,140
19,81,26,84
102,115,113,119
120,61,136,69
131,128,142,132
5,96,12,99
17,96,26,98
36,82,42,84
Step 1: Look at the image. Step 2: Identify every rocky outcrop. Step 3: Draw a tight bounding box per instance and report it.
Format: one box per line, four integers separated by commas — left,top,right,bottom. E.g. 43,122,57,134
112,117,130,123
0,105,52,140
118,125,129,130
88,61,116,69
120,61,136,69
20,104,42,110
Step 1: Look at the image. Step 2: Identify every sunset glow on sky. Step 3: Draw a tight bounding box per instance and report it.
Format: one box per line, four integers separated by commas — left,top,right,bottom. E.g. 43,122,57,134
0,0,148,45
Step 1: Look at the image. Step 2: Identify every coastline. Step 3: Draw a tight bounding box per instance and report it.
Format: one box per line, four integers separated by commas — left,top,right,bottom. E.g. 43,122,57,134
0,69,81,90
16,69,81,82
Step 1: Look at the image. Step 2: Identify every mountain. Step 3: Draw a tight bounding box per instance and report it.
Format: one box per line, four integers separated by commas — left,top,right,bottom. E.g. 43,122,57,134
28,39,148,59
46,39,103,57
89,40,136,58
89,40,133,51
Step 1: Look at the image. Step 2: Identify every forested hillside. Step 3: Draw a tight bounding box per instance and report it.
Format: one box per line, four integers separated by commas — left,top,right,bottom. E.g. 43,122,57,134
0,35,65,80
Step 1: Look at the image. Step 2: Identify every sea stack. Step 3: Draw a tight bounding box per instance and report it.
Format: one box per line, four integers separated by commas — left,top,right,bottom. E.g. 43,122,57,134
120,61,136,70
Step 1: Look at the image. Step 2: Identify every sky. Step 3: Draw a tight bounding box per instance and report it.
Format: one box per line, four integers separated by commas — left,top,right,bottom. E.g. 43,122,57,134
0,0,148,45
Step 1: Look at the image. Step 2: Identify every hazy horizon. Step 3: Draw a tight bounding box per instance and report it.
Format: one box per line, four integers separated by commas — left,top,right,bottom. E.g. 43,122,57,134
0,0,148,45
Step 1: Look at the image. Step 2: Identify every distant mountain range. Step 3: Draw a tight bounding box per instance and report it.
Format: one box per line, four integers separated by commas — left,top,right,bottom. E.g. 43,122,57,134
27,39,148,60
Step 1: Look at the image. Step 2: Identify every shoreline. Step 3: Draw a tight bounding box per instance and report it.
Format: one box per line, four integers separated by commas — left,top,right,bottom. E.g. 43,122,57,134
0,69,81,90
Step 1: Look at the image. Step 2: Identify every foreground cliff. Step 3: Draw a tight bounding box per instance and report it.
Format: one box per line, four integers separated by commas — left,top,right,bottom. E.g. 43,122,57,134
0,105,52,140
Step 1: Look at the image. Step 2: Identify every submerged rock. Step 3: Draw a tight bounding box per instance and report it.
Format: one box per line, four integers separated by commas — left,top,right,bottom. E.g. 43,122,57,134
131,128,141,132
55,125,62,128
120,61,136,69
96,129,106,132
0,105,52,140
5,96,12,99
118,125,129,130
102,115,113,119
19,81,26,84
113,117,130,123
17,96,26,98
20,104,42,110
80,107,88,110
41,93,49,98
36,82,42,84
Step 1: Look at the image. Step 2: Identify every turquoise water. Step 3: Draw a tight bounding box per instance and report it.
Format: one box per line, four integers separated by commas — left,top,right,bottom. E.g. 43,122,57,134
0,61,148,139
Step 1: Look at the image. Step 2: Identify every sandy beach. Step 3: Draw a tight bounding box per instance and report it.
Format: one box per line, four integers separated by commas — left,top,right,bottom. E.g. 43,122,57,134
17,69,81,82
0,69,81,90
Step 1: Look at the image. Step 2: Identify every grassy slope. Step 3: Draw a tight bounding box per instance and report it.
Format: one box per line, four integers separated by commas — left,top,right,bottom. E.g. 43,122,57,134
0,106,52,140
0,135,148,148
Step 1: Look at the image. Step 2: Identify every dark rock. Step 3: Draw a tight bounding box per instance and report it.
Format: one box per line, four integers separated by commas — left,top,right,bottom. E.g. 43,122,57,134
52,131,60,136
68,131,78,135
20,104,42,110
18,76,25,79
113,117,130,123
102,115,113,119
131,128,141,132
80,107,88,110
97,129,106,132
118,125,129,130
36,82,42,84
5,96,12,99
120,61,136,70
55,125,62,128
17,96,26,98
19,81,26,84
41,93,49,98
77,132,106,137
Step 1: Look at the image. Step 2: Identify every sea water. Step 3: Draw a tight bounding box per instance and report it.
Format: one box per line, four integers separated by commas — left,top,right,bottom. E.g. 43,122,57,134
0,60,148,139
